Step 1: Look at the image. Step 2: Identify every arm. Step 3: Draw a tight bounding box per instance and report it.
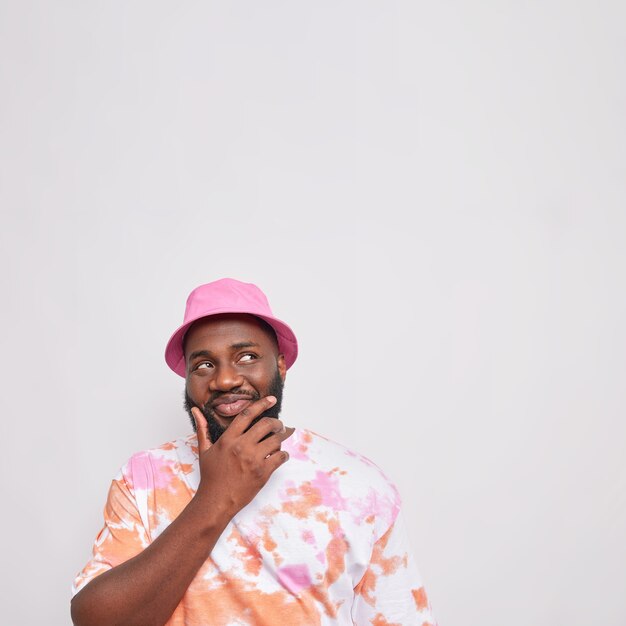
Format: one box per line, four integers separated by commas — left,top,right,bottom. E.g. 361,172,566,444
71,396,293,626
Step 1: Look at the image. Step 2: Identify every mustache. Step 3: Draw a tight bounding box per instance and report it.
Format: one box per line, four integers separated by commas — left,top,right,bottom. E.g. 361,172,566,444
203,389,259,409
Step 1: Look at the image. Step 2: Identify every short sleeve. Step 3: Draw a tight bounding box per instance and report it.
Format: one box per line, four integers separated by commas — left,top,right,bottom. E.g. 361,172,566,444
352,511,437,625
71,474,150,596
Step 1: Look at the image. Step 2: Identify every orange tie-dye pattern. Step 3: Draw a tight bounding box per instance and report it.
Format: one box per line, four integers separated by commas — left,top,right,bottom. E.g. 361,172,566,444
412,587,429,611
73,429,436,625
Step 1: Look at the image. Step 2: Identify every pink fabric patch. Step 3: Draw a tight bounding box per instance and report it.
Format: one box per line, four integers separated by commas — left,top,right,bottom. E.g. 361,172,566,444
289,443,310,461
310,471,348,510
285,430,311,461
301,529,315,544
128,453,174,490
277,564,312,594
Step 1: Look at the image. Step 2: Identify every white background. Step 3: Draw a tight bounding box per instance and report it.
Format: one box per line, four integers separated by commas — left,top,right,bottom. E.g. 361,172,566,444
1,1,625,624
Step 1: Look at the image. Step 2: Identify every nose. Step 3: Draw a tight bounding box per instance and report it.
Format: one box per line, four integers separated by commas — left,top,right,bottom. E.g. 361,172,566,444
208,363,245,392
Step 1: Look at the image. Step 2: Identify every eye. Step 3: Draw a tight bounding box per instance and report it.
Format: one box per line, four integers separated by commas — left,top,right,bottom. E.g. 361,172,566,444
239,353,258,362
195,361,213,370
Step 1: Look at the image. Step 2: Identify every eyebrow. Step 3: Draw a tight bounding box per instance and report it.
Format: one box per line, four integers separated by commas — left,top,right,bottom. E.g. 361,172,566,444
188,342,261,362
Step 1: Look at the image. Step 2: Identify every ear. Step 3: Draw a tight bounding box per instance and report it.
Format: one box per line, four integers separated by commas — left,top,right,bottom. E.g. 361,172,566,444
277,353,287,381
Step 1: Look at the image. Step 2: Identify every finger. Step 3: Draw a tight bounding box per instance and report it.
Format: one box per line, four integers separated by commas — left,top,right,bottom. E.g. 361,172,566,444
259,428,296,456
244,417,285,444
258,426,295,458
228,396,277,436
191,407,210,453
264,448,290,473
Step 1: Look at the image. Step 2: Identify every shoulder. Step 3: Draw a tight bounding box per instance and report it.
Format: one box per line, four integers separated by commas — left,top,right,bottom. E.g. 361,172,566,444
286,429,402,532
291,429,397,481
118,434,198,491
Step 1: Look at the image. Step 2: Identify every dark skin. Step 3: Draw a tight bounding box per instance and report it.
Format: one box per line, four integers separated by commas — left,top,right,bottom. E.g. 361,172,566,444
71,314,295,626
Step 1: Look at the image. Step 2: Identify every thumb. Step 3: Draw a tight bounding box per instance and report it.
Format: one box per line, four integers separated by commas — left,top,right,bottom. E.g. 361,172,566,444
191,407,210,452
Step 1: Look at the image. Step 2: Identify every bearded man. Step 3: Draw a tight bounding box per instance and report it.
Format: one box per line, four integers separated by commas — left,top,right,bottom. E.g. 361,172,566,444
71,278,436,626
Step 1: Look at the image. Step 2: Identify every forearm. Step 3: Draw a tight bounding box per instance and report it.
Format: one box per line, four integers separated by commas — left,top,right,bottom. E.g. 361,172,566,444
71,492,231,626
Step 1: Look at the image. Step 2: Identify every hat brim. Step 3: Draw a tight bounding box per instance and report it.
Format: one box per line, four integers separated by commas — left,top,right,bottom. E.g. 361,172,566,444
164,308,298,377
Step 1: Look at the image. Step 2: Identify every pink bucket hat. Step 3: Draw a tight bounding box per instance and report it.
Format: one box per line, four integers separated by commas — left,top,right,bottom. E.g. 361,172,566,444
165,278,298,377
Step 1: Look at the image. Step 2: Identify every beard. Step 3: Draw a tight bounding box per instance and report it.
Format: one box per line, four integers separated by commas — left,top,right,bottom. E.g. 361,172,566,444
184,368,285,443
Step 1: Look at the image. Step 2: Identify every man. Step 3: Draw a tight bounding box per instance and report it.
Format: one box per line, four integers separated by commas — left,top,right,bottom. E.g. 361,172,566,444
71,278,436,626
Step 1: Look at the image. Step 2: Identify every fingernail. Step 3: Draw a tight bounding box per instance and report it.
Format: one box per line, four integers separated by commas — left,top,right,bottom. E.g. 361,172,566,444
267,396,276,404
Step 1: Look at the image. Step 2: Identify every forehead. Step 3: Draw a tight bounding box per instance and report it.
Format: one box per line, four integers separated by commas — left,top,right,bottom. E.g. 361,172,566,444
183,313,277,355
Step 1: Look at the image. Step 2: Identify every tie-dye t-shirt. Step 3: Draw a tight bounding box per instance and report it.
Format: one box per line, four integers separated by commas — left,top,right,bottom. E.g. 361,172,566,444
73,428,436,625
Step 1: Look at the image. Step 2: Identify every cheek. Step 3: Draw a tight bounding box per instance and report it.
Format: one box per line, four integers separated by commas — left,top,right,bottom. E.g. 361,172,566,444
186,378,206,402
252,365,280,389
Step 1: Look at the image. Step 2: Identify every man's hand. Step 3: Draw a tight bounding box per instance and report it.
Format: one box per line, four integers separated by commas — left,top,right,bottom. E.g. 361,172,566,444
71,397,294,626
192,396,294,519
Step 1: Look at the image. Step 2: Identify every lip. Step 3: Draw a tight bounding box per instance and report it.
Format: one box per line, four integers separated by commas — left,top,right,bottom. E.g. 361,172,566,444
212,395,254,418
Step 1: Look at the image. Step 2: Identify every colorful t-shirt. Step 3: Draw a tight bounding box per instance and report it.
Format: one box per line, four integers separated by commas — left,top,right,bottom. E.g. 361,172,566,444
73,428,436,625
